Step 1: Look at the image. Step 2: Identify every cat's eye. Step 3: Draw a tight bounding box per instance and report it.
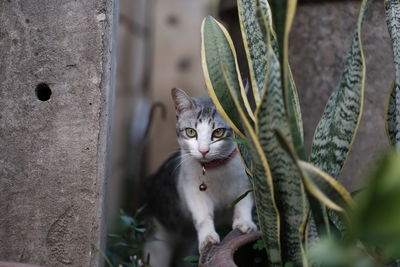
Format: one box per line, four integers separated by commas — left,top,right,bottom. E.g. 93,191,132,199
212,128,225,138
185,128,197,138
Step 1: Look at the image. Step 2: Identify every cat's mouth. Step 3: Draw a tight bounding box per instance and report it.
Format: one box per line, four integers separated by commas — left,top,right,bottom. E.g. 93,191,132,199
196,151,235,163
199,157,212,163
197,155,220,163
197,150,238,168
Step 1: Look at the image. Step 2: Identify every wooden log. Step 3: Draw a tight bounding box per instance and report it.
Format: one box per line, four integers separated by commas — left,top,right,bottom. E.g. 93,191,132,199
199,229,262,267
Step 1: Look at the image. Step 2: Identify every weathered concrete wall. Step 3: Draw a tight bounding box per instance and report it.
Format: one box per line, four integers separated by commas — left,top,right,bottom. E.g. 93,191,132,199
290,1,393,190
0,0,118,266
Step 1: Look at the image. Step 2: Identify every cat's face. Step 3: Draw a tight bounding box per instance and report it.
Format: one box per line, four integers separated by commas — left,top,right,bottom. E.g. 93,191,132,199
172,88,235,162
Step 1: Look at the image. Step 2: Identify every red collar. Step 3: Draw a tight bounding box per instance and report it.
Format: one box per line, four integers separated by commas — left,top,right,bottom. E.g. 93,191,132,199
200,149,237,169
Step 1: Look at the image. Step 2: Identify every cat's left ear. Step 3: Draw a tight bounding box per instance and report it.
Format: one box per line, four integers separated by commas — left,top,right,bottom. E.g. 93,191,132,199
171,88,195,114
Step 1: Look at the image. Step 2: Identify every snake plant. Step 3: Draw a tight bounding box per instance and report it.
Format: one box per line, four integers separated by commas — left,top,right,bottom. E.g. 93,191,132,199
385,0,400,148
200,0,400,265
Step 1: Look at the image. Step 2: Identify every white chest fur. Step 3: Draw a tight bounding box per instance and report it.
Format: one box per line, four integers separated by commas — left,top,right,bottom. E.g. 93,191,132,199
178,154,249,209
176,152,256,251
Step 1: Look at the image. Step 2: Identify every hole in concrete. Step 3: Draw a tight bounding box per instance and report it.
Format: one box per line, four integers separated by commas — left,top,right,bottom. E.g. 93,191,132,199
35,83,52,101
176,56,191,72
166,15,179,26
25,19,30,23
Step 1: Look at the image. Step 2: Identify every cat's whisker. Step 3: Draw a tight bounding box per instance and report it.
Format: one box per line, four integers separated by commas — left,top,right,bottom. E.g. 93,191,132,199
176,153,193,164
172,153,194,174
163,148,181,158
176,151,191,160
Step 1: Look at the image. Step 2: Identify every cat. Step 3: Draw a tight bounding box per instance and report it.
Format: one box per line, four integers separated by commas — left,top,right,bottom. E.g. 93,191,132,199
143,88,256,267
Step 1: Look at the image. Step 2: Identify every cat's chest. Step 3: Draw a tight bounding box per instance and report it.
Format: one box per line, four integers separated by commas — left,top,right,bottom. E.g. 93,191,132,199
180,156,249,207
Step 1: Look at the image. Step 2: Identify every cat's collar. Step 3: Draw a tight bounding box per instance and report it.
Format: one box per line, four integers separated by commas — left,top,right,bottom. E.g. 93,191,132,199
200,149,237,169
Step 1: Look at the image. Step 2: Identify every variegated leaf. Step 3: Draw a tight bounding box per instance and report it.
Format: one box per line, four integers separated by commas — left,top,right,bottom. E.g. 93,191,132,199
287,69,306,160
275,130,334,239
299,161,355,212
290,158,353,238
385,0,400,147
248,142,282,265
201,16,254,137
267,0,297,65
259,0,305,147
237,141,253,176
258,0,305,159
310,0,371,179
238,0,304,148
257,45,308,265
266,0,297,101
237,0,269,104
328,209,349,237
220,66,282,266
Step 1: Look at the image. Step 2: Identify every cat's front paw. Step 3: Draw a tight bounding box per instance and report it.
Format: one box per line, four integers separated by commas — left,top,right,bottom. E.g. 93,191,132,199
233,218,257,234
199,231,220,252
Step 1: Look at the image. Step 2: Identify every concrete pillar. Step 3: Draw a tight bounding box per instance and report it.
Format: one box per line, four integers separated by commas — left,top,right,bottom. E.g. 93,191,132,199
0,0,118,266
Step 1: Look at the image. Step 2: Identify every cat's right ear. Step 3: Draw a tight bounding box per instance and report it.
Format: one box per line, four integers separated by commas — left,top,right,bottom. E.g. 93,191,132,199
171,88,194,114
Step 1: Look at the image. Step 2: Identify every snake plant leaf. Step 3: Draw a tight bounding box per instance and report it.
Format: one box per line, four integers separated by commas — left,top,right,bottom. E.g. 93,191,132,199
275,129,355,242
256,45,308,265
201,16,254,138
239,0,304,145
249,145,283,266
310,0,371,179
299,161,355,213
328,209,349,237
258,0,305,160
385,0,400,147
216,135,253,176
238,0,301,113
228,189,253,208
275,129,339,239
287,69,306,160
267,0,297,67
260,0,305,152
268,0,306,160
220,65,282,266
385,83,400,147
237,0,269,105
237,142,253,177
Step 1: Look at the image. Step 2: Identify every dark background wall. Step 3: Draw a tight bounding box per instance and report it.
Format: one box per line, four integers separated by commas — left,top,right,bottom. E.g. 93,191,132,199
290,1,392,190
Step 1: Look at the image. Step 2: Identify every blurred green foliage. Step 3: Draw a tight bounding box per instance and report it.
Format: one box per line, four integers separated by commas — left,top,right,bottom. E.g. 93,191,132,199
106,207,154,267
310,150,400,266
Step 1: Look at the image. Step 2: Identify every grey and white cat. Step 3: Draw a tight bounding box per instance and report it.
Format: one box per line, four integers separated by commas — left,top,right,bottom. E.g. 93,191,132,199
143,88,256,267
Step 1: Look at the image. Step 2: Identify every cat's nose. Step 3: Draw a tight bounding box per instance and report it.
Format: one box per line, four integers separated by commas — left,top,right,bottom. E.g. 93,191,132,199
198,147,210,156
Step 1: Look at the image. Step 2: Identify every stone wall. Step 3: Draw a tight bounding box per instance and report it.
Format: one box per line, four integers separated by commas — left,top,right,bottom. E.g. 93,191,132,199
0,0,118,266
